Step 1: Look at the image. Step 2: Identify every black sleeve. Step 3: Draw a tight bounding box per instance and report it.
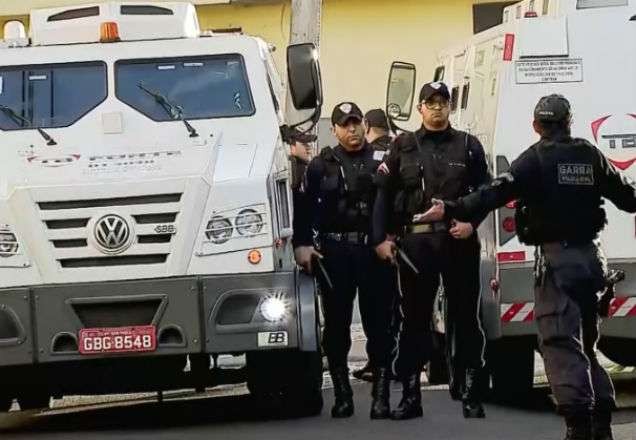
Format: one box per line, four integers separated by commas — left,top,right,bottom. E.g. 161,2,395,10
465,134,493,229
371,136,402,245
292,157,324,248
596,148,636,213
446,147,537,222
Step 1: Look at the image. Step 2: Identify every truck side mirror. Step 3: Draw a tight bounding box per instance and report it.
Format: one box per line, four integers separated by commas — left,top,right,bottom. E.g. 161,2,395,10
386,61,416,122
287,43,323,112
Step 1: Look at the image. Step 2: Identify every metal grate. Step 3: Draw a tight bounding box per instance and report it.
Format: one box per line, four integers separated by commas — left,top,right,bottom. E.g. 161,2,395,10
38,194,182,210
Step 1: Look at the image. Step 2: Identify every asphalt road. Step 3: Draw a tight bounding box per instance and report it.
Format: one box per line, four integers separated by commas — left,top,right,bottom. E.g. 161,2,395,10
1,379,634,440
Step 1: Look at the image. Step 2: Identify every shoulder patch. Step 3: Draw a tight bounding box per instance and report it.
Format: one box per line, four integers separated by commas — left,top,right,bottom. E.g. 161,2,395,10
373,150,387,161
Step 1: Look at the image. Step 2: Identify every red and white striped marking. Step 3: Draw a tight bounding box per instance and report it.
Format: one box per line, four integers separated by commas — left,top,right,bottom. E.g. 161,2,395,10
500,302,535,323
608,296,636,318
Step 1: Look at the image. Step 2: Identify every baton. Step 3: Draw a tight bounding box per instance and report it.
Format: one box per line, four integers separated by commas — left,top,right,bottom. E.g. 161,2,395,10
313,255,334,290
396,246,419,275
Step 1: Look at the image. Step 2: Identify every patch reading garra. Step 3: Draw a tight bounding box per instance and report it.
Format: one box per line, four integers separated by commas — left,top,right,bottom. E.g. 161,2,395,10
558,163,594,186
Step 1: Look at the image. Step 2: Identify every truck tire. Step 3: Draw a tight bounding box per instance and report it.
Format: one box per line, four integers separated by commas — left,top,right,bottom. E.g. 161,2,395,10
247,350,323,418
17,393,50,411
598,337,636,367
0,396,12,412
427,331,449,385
488,337,535,402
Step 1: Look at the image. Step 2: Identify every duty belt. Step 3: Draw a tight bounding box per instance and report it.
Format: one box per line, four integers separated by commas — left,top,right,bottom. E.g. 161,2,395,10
404,222,448,235
321,232,369,245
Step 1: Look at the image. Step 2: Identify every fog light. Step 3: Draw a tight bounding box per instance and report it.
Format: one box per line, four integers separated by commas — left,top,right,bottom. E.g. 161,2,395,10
260,297,287,322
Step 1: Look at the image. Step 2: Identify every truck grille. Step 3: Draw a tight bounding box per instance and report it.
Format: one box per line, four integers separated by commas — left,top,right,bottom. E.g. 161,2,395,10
36,192,182,268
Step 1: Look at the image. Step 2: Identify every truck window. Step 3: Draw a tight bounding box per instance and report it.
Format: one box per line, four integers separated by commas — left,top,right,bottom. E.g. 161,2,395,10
0,61,107,131
461,83,470,110
115,54,255,122
450,86,460,112
577,0,627,7
433,66,445,82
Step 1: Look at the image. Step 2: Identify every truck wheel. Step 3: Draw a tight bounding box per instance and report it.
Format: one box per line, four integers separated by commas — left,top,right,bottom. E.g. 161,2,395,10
598,337,636,367
488,337,535,402
428,331,449,385
247,350,323,418
17,393,50,411
0,396,12,412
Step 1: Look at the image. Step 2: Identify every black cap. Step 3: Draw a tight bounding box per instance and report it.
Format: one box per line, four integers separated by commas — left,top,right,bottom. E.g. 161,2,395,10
331,102,363,126
419,82,451,103
364,109,389,130
534,94,572,122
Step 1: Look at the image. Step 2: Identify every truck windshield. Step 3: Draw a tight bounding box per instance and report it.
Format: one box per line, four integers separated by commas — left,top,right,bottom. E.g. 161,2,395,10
0,61,107,131
116,54,255,122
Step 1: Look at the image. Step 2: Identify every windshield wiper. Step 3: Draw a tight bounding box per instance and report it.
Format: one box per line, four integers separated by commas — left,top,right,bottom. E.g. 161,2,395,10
137,82,199,138
0,105,58,146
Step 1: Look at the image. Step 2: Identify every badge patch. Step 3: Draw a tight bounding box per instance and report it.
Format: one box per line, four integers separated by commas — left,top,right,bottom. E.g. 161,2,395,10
558,163,594,186
431,82,442,89
373,150,387,161
339,103,352,113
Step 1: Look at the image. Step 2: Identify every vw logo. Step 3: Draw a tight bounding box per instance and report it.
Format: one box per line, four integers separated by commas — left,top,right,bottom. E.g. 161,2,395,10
93,214,132,254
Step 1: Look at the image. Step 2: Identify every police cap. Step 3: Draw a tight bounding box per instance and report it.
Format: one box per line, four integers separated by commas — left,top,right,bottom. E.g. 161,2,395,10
364,109,390,130
534,94,572,122
419,82,451,103
331,102,363,126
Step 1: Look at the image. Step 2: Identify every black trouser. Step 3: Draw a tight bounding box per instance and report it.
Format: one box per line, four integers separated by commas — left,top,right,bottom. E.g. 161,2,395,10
318,239,396,370
393,232,485,379
536,242,615,414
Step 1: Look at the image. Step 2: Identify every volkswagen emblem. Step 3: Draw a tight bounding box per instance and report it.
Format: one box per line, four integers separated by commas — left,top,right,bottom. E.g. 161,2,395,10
94,214,132,254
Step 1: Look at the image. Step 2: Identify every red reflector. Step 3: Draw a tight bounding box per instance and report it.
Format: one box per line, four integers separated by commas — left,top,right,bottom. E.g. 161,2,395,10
497,251,526,263
505,200,517,209
524,11,538,18
503,33,515,61
502,217,516,233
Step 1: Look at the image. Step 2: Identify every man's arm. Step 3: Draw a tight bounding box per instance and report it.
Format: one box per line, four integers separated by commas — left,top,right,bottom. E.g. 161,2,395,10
464,134,493,229
371,137,402,246
596,147,636,213
292,157,324,248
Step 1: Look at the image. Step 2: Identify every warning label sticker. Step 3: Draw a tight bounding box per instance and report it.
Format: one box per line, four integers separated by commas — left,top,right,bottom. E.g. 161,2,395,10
515,59,583,84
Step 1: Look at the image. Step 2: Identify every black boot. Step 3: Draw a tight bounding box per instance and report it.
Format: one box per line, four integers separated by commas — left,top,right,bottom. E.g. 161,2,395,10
330,367,354,418
564,413,593,440
390,374,423,420
462,368,485,419
593,407,614,440
370,368,391,419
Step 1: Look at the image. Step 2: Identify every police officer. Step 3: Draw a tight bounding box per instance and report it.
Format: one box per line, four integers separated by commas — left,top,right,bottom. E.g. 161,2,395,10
417,94,636,440
294,102,396,419
352,108,396,383
373,82,491,420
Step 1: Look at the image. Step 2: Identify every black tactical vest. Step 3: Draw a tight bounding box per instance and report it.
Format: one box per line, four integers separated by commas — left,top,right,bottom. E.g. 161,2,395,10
395,129,471,220
515,138,606,245
370,135,392,152
318,144,383,233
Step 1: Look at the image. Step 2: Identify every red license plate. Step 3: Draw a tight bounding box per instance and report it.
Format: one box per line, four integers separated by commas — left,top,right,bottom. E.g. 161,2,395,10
79,325,156,355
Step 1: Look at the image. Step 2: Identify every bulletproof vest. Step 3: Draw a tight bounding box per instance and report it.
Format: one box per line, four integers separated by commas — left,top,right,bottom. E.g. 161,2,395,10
318,145,382,232
514,138,606,245
395,129,470,219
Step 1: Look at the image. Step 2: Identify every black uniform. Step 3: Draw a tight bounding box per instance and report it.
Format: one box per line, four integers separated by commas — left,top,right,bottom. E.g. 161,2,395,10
295,143,395,373
443,132,636,436
372,125,491,397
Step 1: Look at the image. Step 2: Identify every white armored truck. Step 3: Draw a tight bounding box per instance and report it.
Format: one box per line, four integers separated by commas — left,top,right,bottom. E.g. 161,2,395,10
386,0,636,400
0,2,324,414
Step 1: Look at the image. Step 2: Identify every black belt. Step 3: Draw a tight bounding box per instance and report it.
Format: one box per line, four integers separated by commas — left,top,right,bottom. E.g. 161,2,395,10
321,232,369,245
404,222,448,235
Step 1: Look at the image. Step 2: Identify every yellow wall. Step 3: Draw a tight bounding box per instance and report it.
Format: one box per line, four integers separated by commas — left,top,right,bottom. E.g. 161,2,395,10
1,0,507,118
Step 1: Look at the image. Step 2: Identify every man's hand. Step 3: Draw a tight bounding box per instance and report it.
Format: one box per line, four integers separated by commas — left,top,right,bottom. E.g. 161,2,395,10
413,198,446,223
450,220,474,239
375,240,397,265
294,246,323,274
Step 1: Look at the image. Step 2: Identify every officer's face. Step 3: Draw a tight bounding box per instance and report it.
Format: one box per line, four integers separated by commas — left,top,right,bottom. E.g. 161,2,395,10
333,118,365,151
419,94,451,129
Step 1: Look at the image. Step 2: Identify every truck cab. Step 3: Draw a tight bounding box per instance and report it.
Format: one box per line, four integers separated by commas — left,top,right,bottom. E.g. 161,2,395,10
0,2,323,415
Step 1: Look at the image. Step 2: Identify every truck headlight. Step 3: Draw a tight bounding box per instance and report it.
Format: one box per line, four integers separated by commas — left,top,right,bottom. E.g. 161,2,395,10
260,296,288,322
205,216,233,244
235,209,264,236
0,230,19,258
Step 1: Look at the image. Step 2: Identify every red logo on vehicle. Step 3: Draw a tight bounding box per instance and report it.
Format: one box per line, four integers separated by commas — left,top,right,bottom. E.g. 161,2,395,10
591,114,636,170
